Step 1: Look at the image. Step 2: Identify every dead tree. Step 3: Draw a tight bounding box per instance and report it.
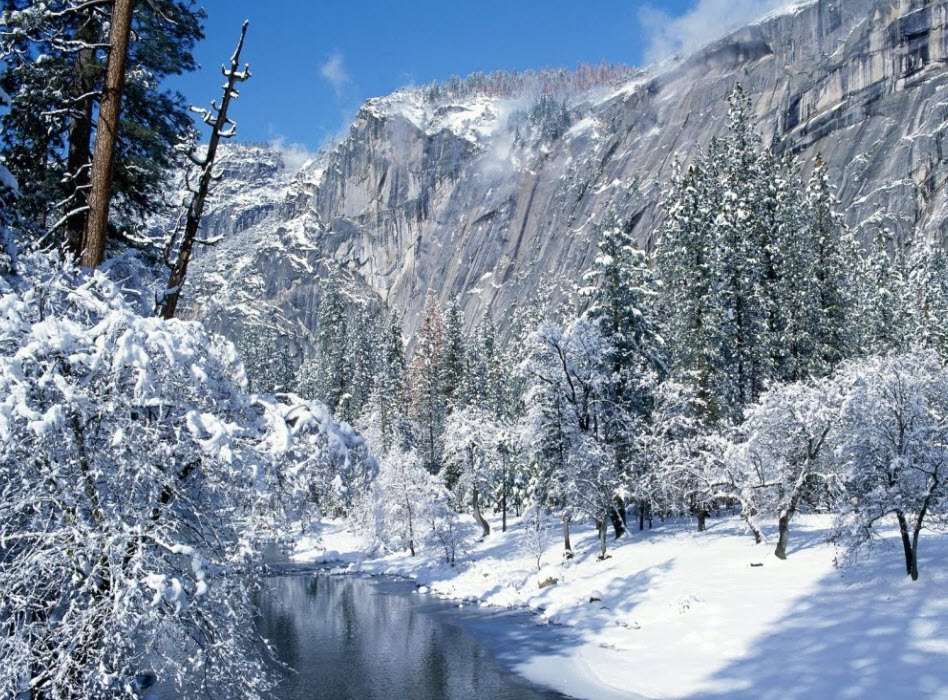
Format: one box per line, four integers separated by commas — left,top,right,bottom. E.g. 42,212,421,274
157,21,251,320
80,0,134,269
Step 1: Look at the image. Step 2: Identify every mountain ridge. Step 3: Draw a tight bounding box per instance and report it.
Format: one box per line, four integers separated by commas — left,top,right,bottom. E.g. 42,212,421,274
180,0,948,359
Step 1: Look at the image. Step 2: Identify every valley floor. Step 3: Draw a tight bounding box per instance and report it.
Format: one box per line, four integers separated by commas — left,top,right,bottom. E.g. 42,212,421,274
292,513,948,699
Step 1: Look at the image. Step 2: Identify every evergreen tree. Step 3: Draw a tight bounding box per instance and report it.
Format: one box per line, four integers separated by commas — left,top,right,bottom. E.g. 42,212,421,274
853,229,910,355
440,294,466,409
805,155,857,372
907,238,948,360
376,309,410,453
410,292,446,472
0,0,204,245
299,269,351,416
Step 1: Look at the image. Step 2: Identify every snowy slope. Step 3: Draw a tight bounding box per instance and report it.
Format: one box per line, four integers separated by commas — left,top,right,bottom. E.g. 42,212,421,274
294,514,948,700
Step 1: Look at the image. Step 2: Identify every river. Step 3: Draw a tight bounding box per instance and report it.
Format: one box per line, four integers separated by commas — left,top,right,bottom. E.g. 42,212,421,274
255,570,573,699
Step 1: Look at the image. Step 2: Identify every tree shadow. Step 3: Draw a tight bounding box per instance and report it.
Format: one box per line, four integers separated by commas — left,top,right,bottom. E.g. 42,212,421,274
695,542,948,699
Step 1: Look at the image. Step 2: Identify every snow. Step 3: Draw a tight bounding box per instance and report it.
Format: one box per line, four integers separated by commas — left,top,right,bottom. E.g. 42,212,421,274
362,91,505,145
294,513,948,699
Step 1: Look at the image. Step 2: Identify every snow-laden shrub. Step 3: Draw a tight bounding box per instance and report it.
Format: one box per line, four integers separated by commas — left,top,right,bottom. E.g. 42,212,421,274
355,447,440,556
259,392,376,524
0,259,373,697
428,500,467,566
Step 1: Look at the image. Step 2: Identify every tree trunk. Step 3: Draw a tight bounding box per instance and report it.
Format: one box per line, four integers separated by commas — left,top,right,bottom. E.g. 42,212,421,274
609,500,626,539
744,511,763,545
639,500,646,531
774,511,791,560
598,518,608,559
80,0,135,269
562,513,573,557
501,470,507,533
158,22,250,318
63,15,97,259
472,486,490,538
697,508,708,532
896,510,914,578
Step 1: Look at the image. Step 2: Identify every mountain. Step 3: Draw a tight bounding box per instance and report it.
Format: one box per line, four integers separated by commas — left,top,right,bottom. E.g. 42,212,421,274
179,0,948,357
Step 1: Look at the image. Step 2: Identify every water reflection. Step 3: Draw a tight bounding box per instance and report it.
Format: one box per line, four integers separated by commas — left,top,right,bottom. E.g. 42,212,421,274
257,573,569,700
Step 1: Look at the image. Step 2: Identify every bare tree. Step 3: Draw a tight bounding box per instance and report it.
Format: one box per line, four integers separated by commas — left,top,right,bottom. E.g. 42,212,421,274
157,20,251,319
80,0,134,269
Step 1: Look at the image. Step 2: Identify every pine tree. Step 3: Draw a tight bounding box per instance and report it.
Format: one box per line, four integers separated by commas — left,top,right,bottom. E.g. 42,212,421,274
805,155,857,372
410,292,446,472
0,0,205,247
853,229,910,355
440,294,466,409
907,238,948,360
376,309,410,453
299,269,352,416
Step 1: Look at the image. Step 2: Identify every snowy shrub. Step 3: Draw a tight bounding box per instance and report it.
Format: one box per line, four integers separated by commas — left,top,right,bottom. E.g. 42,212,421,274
0,260,372,696
519,504,551,571
428,501,467,566
362,447,440,556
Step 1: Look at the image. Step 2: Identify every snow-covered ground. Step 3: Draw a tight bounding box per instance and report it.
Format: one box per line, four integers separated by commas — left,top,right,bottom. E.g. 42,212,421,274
293,513,948,699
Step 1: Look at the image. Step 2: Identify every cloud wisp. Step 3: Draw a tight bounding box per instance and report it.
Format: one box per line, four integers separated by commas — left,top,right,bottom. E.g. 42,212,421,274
320,51,351,96
639,0,787,65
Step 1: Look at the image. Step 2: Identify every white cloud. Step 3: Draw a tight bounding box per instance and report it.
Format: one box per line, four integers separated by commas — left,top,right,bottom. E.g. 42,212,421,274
639,0,786,65
320,52,350,95
268,136,315,176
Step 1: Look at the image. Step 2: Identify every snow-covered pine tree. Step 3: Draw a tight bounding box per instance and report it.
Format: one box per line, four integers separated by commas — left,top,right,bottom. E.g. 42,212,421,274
410,291,447,472
657,152,724,422
803,154,858,373
582,212,664,533
375,308,411,453
906,238,948,360
440,294,467,409
299,268,352,417
706,84,771,421
853,229,910,355
346,304,382,419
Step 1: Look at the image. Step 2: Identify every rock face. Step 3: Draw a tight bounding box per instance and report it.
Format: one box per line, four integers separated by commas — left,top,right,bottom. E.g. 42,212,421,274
183,0,948,350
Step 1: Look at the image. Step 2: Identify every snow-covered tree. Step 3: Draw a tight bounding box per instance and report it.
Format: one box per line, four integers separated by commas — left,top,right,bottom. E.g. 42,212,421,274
906,238,948,360
519,504,551,572
443,405,498,538
0,262,274,698
365,447,439,556
410,291,446,472
852,229,910,356
833,352,948,580
298,269,351,415
374,308,411,453
732,377,843,557
440,294,466,409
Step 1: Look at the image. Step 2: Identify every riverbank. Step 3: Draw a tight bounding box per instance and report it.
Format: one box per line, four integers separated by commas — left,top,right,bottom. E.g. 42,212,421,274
292,513,948,699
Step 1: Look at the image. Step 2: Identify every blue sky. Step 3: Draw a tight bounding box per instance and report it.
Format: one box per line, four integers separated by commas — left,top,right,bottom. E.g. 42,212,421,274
169,0,784,151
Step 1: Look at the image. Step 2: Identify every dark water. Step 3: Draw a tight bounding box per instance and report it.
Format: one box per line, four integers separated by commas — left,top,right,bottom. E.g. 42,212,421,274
256,571,571,700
